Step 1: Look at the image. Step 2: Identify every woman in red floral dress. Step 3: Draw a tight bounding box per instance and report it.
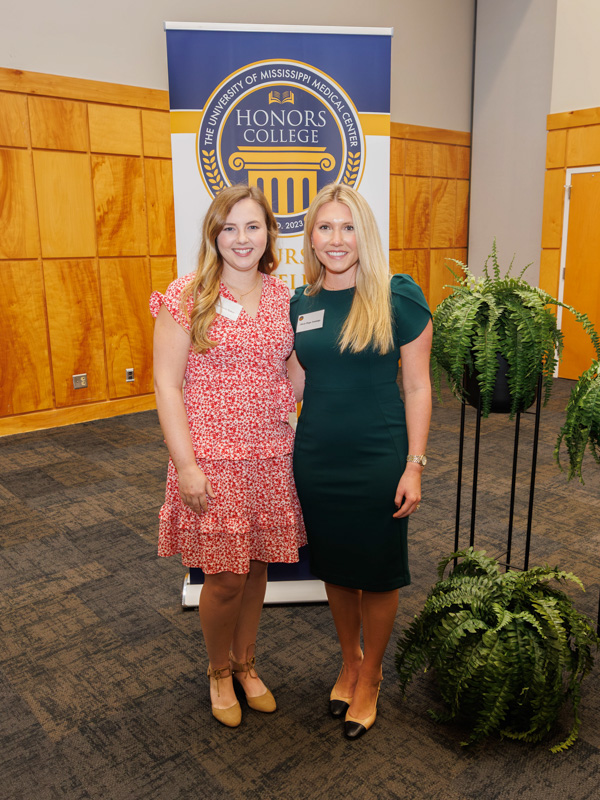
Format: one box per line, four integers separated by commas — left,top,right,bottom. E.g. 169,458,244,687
150,185,306,728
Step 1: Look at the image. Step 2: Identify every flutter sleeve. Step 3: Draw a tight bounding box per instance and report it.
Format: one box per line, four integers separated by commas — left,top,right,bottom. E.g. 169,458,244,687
149,274,194,331
289,285,307,334
390,273,432,346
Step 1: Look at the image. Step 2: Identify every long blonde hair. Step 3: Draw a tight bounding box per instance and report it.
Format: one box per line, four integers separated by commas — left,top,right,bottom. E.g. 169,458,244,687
303,184,393,354
181,184,279,352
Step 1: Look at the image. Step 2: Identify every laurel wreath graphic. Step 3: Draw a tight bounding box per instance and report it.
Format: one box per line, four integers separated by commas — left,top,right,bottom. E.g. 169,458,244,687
201,150,225,194
342,152,361,186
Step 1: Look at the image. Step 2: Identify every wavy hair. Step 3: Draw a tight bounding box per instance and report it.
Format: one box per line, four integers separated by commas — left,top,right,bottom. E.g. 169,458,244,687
181,184,279,352
303,184,393,354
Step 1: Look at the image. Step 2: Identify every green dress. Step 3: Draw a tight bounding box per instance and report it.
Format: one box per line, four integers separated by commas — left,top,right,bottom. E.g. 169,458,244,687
290,274,431,591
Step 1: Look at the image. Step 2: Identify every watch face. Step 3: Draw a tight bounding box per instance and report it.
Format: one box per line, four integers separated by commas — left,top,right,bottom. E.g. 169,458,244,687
421,455,428,466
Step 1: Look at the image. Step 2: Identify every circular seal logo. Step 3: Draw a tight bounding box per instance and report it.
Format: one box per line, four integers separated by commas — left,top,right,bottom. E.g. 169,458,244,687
198,59,365,236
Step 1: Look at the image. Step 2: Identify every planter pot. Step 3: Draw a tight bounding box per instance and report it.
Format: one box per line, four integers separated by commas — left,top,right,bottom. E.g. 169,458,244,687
395,549,600,752
463,353,536,414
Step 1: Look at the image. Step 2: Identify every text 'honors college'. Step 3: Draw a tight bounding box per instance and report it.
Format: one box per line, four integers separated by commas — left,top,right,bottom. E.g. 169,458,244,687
198,59,365,236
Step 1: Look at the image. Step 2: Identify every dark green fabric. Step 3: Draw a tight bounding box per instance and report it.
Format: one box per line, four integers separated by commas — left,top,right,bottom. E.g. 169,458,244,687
291,274,431,591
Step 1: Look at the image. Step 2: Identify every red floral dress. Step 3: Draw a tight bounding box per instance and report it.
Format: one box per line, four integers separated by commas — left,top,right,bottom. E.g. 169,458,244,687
149,273,306,574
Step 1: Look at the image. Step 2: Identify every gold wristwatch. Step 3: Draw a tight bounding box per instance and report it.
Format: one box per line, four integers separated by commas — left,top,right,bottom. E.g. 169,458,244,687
406,454,427,466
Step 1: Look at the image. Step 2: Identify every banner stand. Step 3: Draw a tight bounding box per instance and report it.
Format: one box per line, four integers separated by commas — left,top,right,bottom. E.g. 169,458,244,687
181,564,328,609
165,21,392,605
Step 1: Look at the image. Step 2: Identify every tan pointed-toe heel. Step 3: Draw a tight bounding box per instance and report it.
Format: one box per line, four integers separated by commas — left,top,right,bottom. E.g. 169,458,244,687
329,665,354,718
207,665,242,728
344,682,381,740
330,652,363,718
230,646,277,713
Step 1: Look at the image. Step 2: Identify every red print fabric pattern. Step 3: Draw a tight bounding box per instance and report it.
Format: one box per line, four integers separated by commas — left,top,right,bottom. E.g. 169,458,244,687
149,273,306,574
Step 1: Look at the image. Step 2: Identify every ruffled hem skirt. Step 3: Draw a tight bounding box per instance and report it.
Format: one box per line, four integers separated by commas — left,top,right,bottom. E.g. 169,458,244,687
157,454,306,574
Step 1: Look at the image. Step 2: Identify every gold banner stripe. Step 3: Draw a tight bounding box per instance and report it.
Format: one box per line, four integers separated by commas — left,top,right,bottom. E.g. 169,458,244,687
358,113,390,136
170,111,202,133
170,110,390,137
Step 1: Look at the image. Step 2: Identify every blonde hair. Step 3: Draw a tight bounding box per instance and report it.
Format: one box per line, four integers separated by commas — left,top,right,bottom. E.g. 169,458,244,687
303,184,393,354
181,184,279,352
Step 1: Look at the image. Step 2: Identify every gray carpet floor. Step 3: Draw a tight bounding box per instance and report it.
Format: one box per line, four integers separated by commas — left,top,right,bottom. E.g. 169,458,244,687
1,378,599,800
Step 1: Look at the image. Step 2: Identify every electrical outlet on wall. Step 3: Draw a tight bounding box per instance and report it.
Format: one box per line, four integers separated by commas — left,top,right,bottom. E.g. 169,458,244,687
125,368,134,382
72,373,88,389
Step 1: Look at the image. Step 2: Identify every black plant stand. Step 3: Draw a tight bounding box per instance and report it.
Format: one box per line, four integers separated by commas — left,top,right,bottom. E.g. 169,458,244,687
453,374,600,632
453,372,544,572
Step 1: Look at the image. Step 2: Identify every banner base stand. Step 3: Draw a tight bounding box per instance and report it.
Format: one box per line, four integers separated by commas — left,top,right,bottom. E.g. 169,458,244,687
181,572,327,609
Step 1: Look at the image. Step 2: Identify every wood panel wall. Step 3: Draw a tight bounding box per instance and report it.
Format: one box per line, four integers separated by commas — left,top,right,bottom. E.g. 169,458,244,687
0,68,176,435
540,106,600,298
0,68,471,435
389,122,471,311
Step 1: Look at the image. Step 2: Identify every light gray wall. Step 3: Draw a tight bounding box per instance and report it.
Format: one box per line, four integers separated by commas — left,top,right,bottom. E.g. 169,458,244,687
1,0,474,131
551,0,600,114
468,0,557,284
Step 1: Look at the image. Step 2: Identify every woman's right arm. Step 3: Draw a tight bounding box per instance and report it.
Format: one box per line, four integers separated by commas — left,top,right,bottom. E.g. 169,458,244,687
153,305,215,512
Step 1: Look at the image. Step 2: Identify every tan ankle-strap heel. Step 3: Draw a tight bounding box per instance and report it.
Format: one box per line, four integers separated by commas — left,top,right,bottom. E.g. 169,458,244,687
229,648,277,713
207,665,242,727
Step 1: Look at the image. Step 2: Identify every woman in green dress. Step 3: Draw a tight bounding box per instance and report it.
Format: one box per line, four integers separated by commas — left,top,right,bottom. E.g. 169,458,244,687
287,184,432,740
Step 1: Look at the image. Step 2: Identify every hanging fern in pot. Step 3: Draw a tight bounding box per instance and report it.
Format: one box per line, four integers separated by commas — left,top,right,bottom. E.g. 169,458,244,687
431,241,600,418
555,359,600,482
396,549,599,752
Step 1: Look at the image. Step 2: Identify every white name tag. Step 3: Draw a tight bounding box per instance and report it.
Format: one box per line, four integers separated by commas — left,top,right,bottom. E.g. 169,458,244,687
296,309,325,332
216,296,243,321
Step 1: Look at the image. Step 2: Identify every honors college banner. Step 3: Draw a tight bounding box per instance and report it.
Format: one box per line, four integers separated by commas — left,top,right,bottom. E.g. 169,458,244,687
164,22,392,290
164,23,392,603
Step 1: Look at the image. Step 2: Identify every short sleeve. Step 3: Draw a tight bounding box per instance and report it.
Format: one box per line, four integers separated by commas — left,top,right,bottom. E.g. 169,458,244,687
270,275,292,300
289,285,308,331
149,274,194,330
391,274,432,346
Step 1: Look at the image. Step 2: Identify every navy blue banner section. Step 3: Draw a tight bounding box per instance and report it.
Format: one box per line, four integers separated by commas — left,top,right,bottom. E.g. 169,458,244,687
166,29,391,112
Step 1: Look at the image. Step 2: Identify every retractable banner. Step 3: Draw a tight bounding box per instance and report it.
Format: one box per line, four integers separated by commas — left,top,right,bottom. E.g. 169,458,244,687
165,22,392,603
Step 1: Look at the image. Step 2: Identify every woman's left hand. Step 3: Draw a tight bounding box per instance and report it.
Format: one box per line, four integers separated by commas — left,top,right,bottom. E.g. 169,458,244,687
392,467,422,518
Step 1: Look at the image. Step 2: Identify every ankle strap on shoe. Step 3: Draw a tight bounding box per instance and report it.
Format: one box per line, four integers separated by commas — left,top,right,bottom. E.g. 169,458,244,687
230,652,258,680
207,665,233,696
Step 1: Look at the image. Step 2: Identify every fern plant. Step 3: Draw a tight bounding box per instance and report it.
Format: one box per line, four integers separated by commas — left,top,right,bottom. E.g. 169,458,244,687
555,360,600,482
431,241,600,418
396,548,599,753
